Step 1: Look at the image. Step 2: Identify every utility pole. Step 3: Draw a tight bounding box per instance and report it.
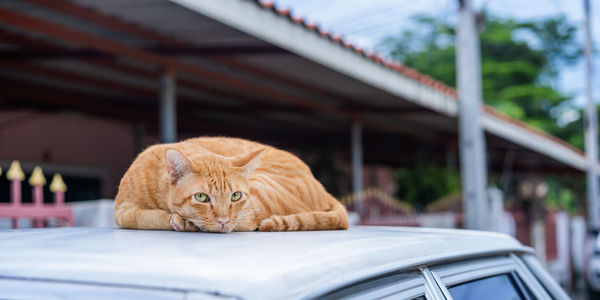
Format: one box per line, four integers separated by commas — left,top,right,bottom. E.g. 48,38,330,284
456,0,488,230
584,0,599,232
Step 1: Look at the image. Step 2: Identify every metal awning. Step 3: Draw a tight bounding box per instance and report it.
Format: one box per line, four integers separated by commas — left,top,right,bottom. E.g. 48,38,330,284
0,0,587,173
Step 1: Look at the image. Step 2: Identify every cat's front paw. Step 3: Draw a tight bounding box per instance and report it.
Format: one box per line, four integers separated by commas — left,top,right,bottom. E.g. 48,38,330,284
258,216,283,232
170,214,199,232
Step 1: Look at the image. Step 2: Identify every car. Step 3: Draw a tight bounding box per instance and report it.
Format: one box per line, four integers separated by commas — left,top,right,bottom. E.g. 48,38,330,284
586,231,600,299
0,226,568,299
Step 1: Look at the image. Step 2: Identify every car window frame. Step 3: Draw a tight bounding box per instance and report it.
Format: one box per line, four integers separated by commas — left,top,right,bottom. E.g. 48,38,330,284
520,254,570,300
316,254,565,300
428,255,553,300
316,268,446,300
509,254,559,299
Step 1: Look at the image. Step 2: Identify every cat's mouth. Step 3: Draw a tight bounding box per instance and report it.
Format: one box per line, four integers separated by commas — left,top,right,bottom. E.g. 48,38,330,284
216,222,234,233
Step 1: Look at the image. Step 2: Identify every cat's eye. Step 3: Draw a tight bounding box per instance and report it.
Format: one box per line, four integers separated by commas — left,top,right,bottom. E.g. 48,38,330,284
194,193,210,203
231,191,243,201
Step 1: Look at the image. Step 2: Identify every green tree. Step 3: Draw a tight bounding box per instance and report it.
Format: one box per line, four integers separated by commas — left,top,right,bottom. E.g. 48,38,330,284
394,158,460,209
378,14,583,148
379,14,583,208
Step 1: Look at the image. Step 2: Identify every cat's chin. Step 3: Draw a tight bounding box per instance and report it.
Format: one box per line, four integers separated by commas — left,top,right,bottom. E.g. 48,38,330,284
205,227,232,233
196,222,233,233
217,225,234,233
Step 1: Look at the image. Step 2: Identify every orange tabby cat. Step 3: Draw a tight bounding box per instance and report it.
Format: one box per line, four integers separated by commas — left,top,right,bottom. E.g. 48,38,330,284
114,137,349,232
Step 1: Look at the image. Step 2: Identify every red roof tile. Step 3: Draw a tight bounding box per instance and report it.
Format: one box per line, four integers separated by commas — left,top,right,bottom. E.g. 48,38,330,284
276,8,290,16
305,22,317,30
259,1,274,9
255,0,455,96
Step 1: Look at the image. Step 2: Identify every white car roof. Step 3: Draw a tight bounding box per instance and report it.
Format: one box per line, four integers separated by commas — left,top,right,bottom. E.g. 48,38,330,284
0,226,530,299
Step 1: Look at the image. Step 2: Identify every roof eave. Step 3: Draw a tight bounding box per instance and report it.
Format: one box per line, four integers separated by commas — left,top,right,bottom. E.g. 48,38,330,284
167,0,588,172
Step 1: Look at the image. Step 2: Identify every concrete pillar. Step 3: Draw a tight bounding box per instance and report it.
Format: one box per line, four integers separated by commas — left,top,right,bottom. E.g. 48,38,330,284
457,0,488,230
159,70,177,143
351,122,363,194
351,122,363,216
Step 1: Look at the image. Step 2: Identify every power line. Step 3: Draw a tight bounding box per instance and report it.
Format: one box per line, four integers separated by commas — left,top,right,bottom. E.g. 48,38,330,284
325,2,392,28
329,5,407,31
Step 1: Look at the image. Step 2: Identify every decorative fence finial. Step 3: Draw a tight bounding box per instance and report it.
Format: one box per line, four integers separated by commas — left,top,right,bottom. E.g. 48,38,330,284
50,174,67,193
7,160,24,181
29,166,46,186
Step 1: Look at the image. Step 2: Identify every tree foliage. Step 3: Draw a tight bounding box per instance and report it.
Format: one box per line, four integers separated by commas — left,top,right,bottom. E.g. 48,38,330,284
379,14,584,207
378,14,583,148
394,159,460,209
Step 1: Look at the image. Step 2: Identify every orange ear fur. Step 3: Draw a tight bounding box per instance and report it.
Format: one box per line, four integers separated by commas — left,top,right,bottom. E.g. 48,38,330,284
165,148,192,184
231,148,265,177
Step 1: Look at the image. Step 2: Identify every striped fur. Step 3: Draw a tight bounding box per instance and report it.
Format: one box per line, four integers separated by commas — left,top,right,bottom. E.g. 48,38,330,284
114,137,349,233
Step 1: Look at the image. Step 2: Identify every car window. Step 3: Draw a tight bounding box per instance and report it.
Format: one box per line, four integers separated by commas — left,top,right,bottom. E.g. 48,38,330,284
429,256,555,300
318,270,429,300
447,273,532,300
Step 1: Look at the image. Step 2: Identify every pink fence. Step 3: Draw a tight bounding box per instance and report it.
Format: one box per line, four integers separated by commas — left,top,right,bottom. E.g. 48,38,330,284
0,161,72,228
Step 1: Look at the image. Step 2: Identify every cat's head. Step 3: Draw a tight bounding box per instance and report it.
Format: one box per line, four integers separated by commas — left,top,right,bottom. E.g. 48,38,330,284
164,147,264,233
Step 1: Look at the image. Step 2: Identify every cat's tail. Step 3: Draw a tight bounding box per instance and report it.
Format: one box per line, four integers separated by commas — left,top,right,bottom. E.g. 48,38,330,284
258,196,349,231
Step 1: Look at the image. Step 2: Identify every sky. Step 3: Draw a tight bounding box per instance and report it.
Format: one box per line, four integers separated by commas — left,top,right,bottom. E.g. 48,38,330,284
272,0,600,115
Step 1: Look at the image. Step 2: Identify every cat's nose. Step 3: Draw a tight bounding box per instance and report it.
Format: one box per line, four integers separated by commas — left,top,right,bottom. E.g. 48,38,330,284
216,217,230,225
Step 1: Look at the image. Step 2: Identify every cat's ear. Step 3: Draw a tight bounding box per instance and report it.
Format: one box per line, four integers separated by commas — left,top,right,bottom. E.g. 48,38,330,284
164,148,192,184
231,148,265,178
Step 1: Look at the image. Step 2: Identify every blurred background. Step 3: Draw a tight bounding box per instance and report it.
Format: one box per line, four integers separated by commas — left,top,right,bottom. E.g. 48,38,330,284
0,0,598,297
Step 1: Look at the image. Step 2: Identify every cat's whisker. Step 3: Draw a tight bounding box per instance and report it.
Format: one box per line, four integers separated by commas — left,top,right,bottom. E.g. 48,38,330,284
188,219,207,229
235,209,247,222
234,209,253,226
